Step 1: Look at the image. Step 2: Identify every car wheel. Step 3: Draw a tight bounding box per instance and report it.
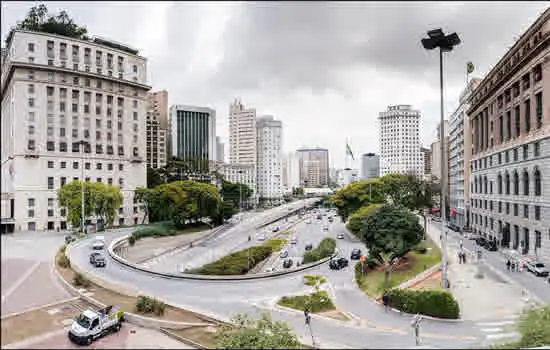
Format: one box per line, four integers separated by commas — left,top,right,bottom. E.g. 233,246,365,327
114,322,121,332
86,336,93,345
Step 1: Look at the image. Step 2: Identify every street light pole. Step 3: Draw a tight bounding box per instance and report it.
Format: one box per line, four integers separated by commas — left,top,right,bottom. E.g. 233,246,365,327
79,141,87,235
1,156,14,167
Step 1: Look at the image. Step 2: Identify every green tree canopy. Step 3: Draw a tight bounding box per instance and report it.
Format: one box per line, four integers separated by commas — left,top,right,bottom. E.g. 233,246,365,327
215,313,301,349
346,203,382,237
223,180,252,209
329,179,384,221
359,204,424,291
5,4,88,46
517,304,550,347
146,166,163,188
57,181,122,229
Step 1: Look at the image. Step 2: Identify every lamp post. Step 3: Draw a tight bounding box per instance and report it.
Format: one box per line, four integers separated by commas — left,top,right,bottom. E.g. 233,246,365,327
238,169,244,212
421,28,461,291
77,140,90,235
1,156,14,167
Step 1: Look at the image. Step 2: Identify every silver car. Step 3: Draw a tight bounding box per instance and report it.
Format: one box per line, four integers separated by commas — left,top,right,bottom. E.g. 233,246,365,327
526,261,550,277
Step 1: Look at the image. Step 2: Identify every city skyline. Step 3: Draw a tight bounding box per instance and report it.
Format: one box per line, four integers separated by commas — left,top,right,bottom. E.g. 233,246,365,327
2,2,547,168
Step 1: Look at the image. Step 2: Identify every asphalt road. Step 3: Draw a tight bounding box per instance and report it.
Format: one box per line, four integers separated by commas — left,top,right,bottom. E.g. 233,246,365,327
428,220,550,303
68,211,499,348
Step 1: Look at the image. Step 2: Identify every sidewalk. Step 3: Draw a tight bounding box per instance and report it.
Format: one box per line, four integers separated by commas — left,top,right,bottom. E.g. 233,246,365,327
424,220,529,321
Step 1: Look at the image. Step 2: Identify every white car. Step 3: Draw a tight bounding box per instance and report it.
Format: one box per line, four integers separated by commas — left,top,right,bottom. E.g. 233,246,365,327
257,234,266,241
91,236,105,250
305,219,312,224
526,261,550,277
290,237,297,244
337,233,345,239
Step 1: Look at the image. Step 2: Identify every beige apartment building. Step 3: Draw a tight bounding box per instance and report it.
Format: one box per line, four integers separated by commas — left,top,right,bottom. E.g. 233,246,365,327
468,9,550,263
228,98,257,166
296,148,329,187
146,90,168,169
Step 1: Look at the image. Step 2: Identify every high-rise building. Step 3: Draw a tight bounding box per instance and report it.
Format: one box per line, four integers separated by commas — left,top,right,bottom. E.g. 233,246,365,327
169,105,216,173
228,99,256,166
146,90,168,169
256,116,283,202
430,120,449,181
361,153,380,180
219,163,256,208
379,105,423,178
282,152,300,193
0,30,150,233
468,9,549,263
421,146,432,181
216,136,225,163
296,148,329,187
449,78,481,228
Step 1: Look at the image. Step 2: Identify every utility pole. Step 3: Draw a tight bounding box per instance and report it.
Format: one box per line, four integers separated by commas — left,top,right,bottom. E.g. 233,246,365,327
79,141,86,235
438,47,449,290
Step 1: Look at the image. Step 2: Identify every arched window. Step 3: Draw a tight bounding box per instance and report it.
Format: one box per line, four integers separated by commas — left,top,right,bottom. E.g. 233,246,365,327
498,173,502,194
484,176,488,194
534,168,542,196
474,177,478,193
522,170,529,196
513,171,519,195
505,171,510,195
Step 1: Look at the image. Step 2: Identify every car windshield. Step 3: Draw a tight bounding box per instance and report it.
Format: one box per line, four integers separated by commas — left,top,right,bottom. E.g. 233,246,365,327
534,263,545,268
76,314,92,329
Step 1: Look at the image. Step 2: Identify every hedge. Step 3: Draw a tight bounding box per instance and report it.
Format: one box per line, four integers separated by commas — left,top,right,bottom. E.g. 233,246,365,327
130,222,209,244
278,290,335,313
189,245,273,275
302,238,336,264
263,238,287,252
135,296,166,316
385,288,460,319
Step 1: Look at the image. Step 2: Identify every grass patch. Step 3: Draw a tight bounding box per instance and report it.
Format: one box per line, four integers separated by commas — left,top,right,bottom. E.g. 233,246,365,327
279,230,291,235
263,238,287,252
169,326,217,349
303,274,327,286
130,222,210,245
189,245,273,275
278,290,335,313
355,238,441,297
136,296,166,316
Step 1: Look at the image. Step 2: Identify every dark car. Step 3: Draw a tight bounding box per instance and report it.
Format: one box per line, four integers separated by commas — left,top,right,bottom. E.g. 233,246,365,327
305,243,313,251
329,257,349,270
475,237,488,247
90,252,101,265
283,259,293,269
93,255,106,267
484,240,498,252
350,249,362,260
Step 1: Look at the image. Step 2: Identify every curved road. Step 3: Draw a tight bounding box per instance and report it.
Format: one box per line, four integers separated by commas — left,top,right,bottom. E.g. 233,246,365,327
68,207,501,349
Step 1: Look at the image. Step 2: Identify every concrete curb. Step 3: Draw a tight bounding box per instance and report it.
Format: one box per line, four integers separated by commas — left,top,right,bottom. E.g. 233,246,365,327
273,303,352,326
108,235,336,281
373,299,464,323
53,252,216,330
159,328,208,349
398,264,441,289
0,296,80,320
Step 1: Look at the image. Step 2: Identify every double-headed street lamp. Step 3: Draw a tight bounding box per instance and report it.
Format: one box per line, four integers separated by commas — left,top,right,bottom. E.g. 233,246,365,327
421,28,461,291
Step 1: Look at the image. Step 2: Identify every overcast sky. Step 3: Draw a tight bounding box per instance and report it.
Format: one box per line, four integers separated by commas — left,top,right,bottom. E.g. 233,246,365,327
2,1,548,168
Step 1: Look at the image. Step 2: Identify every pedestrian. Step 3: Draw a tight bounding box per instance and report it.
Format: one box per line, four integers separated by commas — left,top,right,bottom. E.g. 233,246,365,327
506,259,511,271
460,239,464,250
463,252,467,264
457,252,462,264
382,293,389,312
511,261,516,272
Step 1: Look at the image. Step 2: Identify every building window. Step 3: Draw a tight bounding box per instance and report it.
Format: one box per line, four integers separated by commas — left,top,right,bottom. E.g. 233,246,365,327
73,161,79,169
48,209,54,217
47,160,54,168
118,164,124,171
72,142,80,153
28,210,35,218
97,163,103,170
513,148,518,161
107,163,113,171
47,177,54,189
96,144,103,154
534,168,541,196
61,177,66,186
536,92,543,128
523,144,528,159
28,198,35,207
523,170,529,195
534,206,540,220
523,204,528,218
534,142,540,157
513,171,519,195
514,203,518,216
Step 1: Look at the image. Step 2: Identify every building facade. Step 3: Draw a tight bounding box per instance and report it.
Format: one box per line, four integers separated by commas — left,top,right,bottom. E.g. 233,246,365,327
421,146,432,181
0,30,150,232
468,9,550,263
256,116,283,202
379,105,424,178
296,148,329,187
216,136,225,163
219,163,256,208
146,90,168,169
169,105,216,173
361,153,380,180
449,78,481,228
228,98,256,166
282,152,300,193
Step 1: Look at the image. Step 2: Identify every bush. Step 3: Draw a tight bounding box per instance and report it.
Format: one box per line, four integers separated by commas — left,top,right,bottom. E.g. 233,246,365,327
263,238,287,252
59,244,67,254
73,273,91,288
190,245,273,275
278,290,335,313
385,288,460,319
516,304,550,348
57,253,71,268
128,235,136,246
302,238,336,264
303,274,327,287
135,296,166,316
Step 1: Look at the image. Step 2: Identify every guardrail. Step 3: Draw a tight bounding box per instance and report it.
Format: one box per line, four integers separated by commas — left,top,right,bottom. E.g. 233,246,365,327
108,234,336,281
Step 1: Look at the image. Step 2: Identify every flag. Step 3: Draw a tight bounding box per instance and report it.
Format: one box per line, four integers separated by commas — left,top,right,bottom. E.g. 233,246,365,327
346,143,355,161
466,61,474,74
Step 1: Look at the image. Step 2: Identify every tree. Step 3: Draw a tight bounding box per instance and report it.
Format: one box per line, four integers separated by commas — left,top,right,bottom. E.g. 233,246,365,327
5,5,88,46
292,187,304,196
330,179,384,221
358,204,424,291
222,181,252,210
57,181,122,229
146,166,163,188
517,304,550,347
378,174,419,210
215,313,301,349
346,203,382,237
135,187,170,224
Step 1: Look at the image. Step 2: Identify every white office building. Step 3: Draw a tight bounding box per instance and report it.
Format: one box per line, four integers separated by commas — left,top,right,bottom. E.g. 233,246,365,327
256,115,283,203
228,98,256,166
282,152,300,193
0,30,150,232
216,136,225,163
379,105,424,178
219,163,256,207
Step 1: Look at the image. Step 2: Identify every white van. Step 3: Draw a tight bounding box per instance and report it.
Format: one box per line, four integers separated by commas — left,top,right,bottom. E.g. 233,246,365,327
92,235,105,250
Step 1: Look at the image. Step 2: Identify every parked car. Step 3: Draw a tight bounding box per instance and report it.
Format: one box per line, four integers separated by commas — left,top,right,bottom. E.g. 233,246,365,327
484,240,498,252
68,305,122,345
264,267,276,273
272,226,280,233
337,233,345,239
283,259,293,268
280,250,289,259
329,257,349,270
328,217,334,223
305,243,313,251
350,249,362,260
526,261,550,277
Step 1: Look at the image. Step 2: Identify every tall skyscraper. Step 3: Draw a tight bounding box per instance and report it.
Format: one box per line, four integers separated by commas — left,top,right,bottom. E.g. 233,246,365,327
256,116,283,202
361,153,380,180
468,9,549,262
169,105,216,173
0,30,150,232
421,146,432,180
228,99,257,166
216,136,225,163
430,120,449,181
296,148,329,187
282,152,300,192
146,90,168,169
449,78,480,229
379,105,423,178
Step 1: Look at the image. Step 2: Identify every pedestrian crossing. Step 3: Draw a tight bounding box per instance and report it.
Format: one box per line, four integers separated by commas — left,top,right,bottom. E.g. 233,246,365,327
476,314,520,343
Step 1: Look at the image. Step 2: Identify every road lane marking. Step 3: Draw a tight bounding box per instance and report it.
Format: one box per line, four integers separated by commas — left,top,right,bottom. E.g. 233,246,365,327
479,327,504,333
486,332,520,340
1,260,41,303
422,332,477,340
476,321,515,327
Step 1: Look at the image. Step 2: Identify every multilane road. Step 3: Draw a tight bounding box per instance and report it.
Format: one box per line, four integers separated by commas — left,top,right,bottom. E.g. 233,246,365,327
68,205,502,349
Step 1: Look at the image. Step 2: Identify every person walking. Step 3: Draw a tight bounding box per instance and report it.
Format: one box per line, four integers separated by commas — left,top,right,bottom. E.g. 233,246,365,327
411,314,423,346
506,259,511,271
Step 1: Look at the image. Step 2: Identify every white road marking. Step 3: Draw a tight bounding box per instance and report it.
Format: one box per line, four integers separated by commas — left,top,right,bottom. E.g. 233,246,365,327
476,321,516,327
503,314,520,320
485,332,520,340
1,260,41,303
479,327,504,333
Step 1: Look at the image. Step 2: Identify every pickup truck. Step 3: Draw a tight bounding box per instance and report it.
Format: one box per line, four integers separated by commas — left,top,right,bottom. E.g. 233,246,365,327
68,305,123,345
